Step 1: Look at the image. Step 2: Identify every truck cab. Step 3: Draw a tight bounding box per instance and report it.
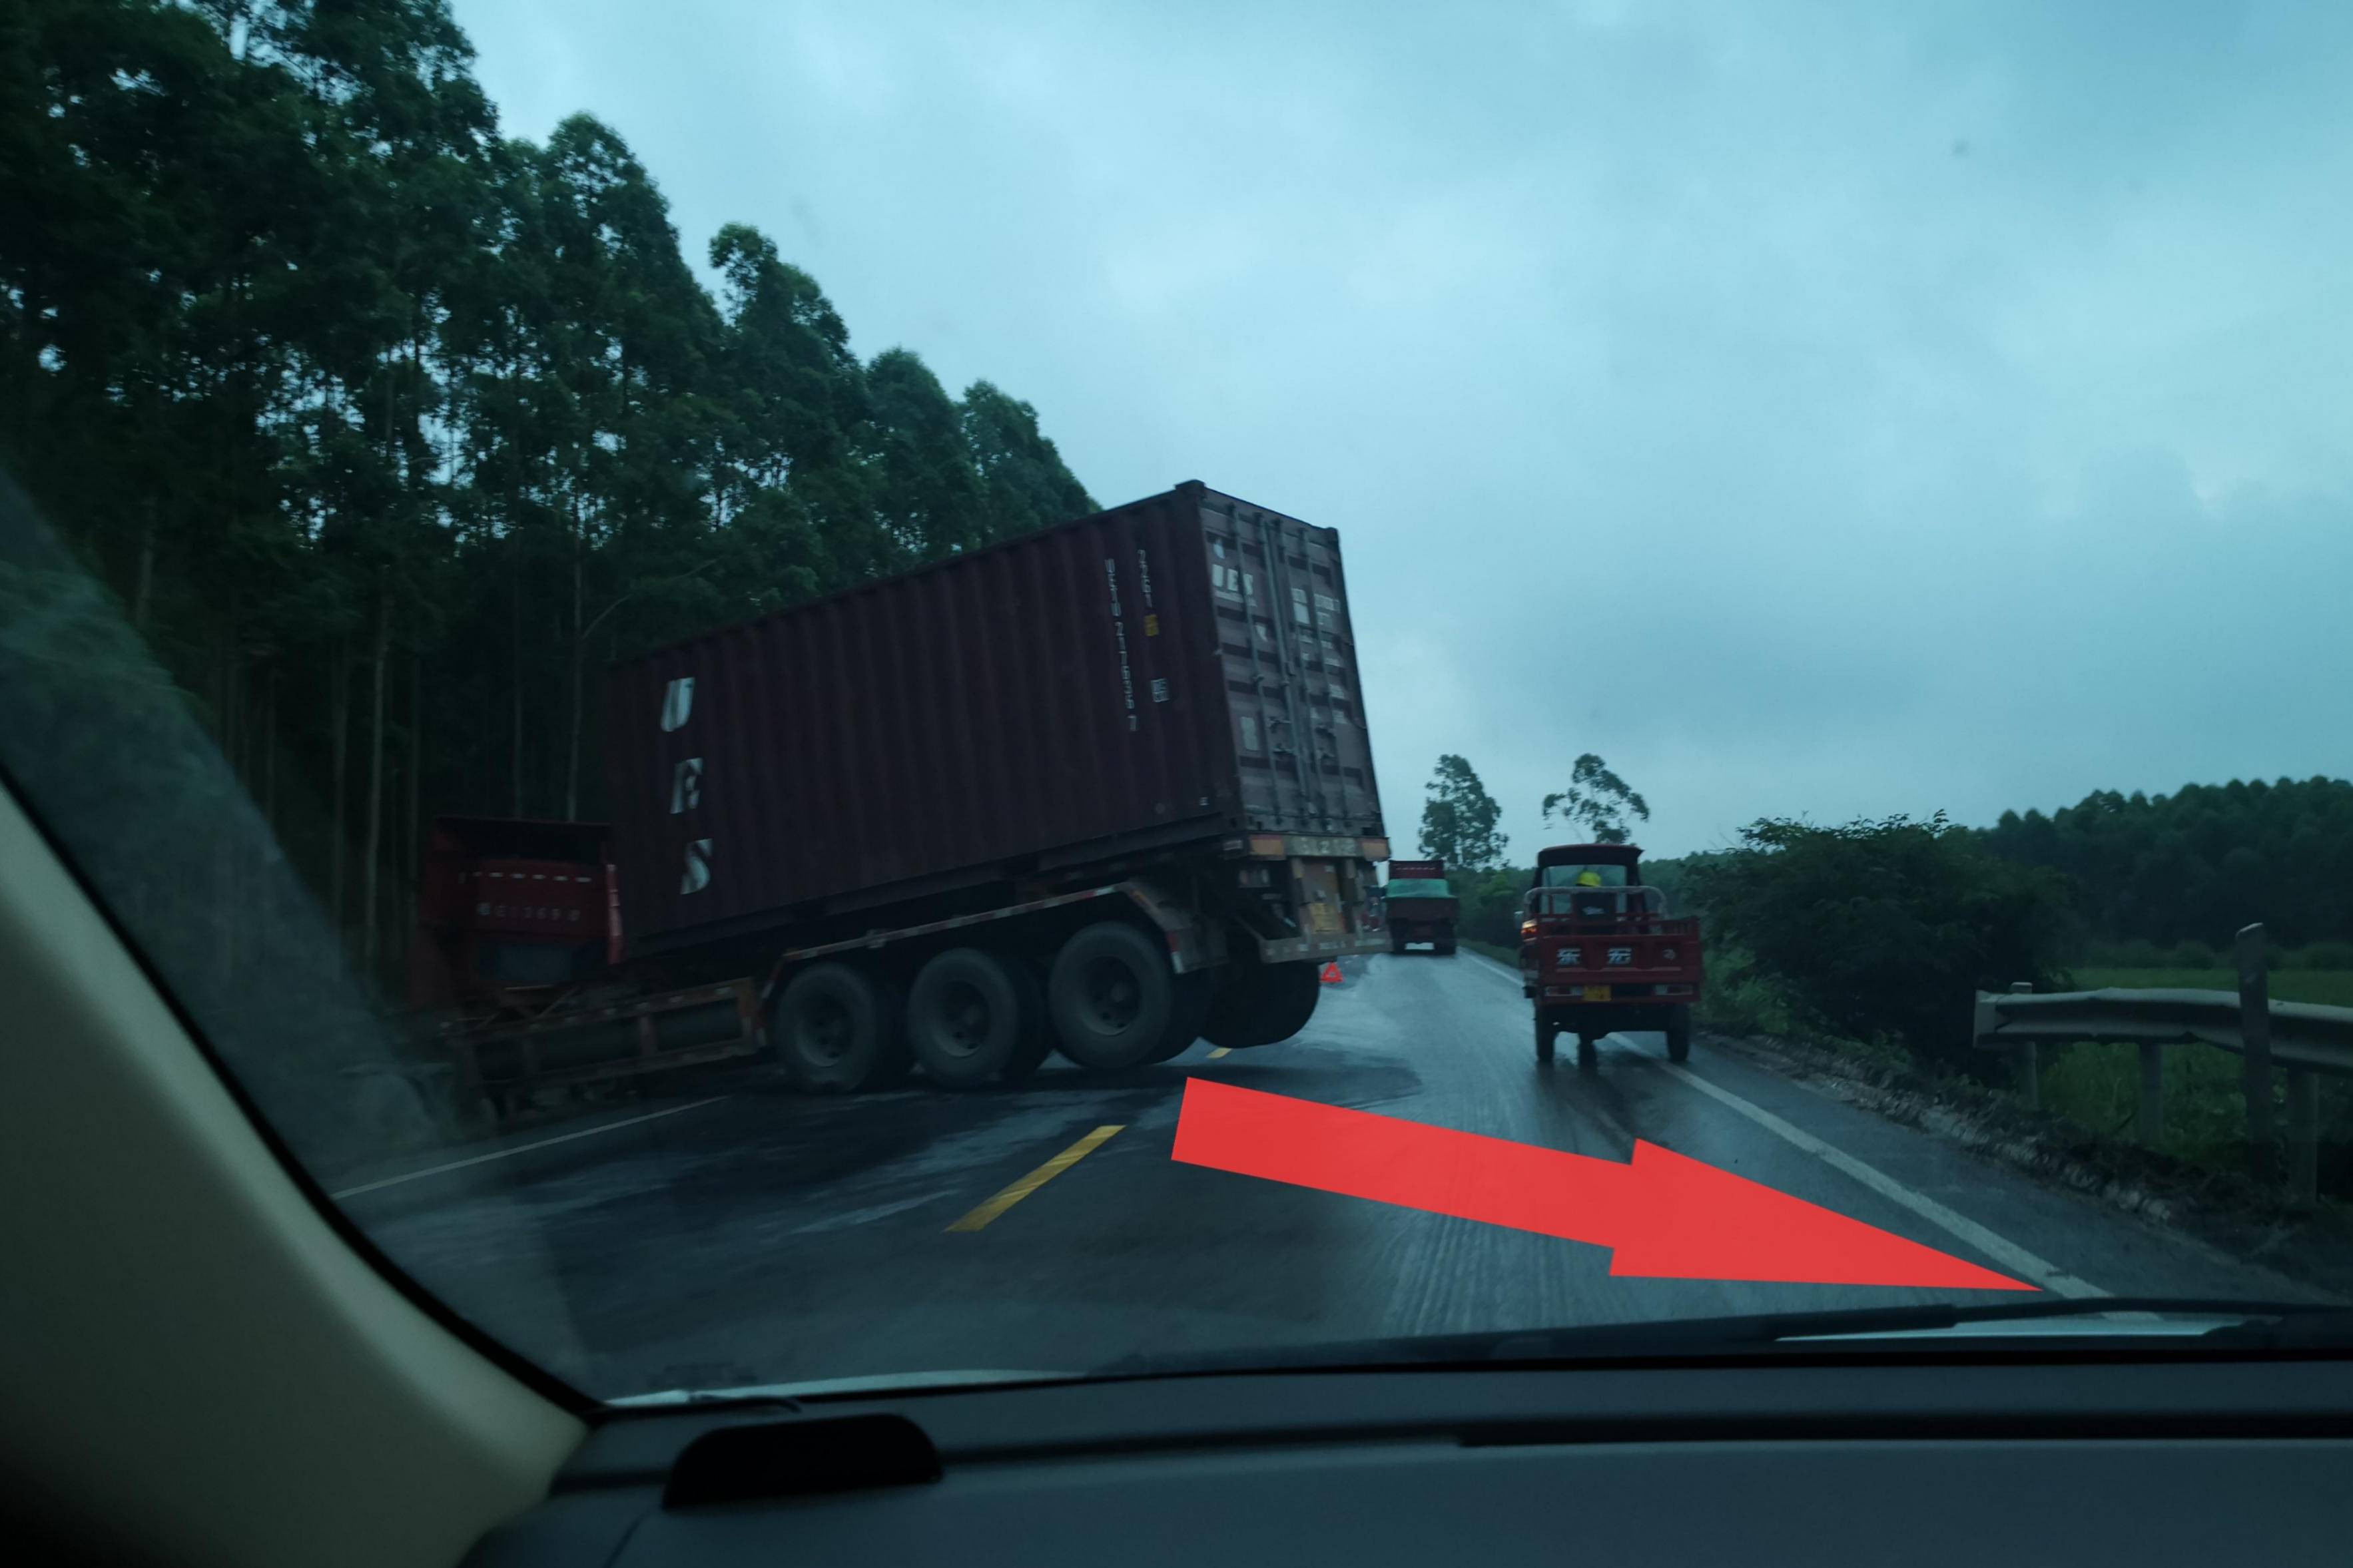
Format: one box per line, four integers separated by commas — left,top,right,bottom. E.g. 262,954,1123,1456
1519,844,1702,1071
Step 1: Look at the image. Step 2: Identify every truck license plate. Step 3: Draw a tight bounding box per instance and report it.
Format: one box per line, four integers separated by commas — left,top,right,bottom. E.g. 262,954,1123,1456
1582,985,1612,1001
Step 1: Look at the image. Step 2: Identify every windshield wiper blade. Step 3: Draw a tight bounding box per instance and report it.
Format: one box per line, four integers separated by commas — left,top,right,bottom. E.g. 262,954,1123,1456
1096,1298,2344,1377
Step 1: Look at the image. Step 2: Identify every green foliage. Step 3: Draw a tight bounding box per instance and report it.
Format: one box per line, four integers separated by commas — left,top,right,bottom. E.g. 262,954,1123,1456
1418,753,1509,872
1454,866,1533,946
0,0,1098,985
1694,953,1799,1039
1639,852,1718,915
960,381,1096,541
1685,812,2076,1078
1982,778,2353,949
1541,753,1649,846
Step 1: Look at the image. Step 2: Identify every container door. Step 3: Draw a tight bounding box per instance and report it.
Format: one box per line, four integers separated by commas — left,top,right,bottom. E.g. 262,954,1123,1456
1199,500,1381,836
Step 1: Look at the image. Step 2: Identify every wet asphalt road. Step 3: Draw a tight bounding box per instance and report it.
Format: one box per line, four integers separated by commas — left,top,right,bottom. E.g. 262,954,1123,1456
342,951,2319,1399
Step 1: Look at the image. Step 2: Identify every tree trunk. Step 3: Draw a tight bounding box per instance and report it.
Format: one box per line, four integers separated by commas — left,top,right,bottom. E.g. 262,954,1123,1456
511,573,525,818
217,638,237,979
261,664,277,968
405,647,422,986
262,666,278,826
566,517,583,820
330,643,349,948
362,591,390,972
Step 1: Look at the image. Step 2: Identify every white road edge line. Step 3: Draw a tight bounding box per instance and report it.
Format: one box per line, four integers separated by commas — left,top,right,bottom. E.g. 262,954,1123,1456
1647,1058,2104,1297
330,1096,729,1200
1448,949,2105,1297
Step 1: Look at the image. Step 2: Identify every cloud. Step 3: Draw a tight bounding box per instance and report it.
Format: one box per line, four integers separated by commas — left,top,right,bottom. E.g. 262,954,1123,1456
457,0,2353,856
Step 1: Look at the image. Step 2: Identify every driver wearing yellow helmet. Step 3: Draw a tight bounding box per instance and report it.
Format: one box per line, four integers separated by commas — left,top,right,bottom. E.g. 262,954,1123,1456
1575,870,1603,888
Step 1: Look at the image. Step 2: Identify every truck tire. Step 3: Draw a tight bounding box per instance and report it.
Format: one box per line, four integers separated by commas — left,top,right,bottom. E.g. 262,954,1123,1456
1435,935,1457,956
1666,1004,1692,1064
1576,1033,1599,1073
1146,970,1218,1063
1389,933,1407,955
999,955,1053,1084
906,947,1031,1089
774,961,907,1093
1204,958,1321,1049
1048,921,1176,1071
1534,1014,1555,1067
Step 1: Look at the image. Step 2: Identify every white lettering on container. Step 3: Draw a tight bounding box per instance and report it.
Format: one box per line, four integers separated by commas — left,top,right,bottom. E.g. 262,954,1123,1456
670,757,704,814
681,839,713,895
660,676,695,732
1105,557,1137,730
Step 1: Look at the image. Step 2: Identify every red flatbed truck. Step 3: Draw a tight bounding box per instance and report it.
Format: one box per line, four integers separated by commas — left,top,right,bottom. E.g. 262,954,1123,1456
1518,843,1703,1071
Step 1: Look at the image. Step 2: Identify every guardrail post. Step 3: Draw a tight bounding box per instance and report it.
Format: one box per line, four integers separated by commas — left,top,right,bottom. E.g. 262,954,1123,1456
2009,981,2039,1109
2286,1069,2318,1210
2238,923,2276,1184
2137,1043,2165,1145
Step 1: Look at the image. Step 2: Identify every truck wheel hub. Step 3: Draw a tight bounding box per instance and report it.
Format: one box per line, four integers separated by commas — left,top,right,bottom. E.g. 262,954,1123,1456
937,981,990,1057
1080,959,1142,1031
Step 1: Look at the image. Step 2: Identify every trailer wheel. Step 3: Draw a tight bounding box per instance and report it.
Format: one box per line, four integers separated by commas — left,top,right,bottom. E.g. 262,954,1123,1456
1435,937,1457,956
1534,1014,1555,1067
1047,921,1176,1071
773,961,907,1093
906,947,1031,1089
1146,970,1219,1063
1576,1033,1599,1073
1203,957,1321,1049
1666,1004,1692,1064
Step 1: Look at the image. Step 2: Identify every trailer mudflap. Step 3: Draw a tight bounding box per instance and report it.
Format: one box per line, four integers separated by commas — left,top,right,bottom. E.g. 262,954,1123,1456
1122,880,1227,975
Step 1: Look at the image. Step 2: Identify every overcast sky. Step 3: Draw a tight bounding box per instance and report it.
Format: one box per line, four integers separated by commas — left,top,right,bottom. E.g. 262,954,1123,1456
458,0,2353,860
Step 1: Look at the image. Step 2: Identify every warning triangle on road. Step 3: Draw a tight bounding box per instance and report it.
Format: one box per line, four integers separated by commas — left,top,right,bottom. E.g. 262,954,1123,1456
1319,961,1344,984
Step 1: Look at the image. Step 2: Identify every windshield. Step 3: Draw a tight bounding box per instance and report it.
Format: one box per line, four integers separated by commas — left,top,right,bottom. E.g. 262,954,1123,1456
1542,865,1632,889
5,1,2349,1404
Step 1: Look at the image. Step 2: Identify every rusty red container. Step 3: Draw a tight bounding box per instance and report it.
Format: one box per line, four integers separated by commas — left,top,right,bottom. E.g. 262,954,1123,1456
605,482,1386,953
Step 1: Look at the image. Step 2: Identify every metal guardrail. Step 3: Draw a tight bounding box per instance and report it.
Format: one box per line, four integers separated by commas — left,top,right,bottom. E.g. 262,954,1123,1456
1973,924,2353,1206
1972,988,2353,1075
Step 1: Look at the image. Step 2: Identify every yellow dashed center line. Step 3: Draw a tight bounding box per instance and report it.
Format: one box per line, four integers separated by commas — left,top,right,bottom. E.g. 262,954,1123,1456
945,1125,1126,1232
1206,1047,1232,1059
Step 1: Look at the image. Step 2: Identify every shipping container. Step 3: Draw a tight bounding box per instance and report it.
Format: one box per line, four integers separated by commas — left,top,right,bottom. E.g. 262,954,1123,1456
417,483,1393,1110
605,481,1385,954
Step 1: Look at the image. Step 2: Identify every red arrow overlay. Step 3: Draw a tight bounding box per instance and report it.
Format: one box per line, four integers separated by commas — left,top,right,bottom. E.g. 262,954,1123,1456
1172,1078,2031,1290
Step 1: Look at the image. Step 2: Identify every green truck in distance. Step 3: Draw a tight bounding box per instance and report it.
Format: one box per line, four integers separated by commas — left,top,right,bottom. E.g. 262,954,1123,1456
1384,859,1459,955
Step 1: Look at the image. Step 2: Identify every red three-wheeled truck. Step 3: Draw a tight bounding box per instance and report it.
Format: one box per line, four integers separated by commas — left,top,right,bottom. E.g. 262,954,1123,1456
1518,843,1704,1072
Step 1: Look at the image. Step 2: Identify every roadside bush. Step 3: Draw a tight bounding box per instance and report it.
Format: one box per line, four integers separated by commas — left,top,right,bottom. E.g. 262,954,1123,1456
2288,941,2353,971
1695,951,1795,1038
2167,939,2219,969
1684,812,2075,1080
2088,939,2169,968
1454,867,1532,948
